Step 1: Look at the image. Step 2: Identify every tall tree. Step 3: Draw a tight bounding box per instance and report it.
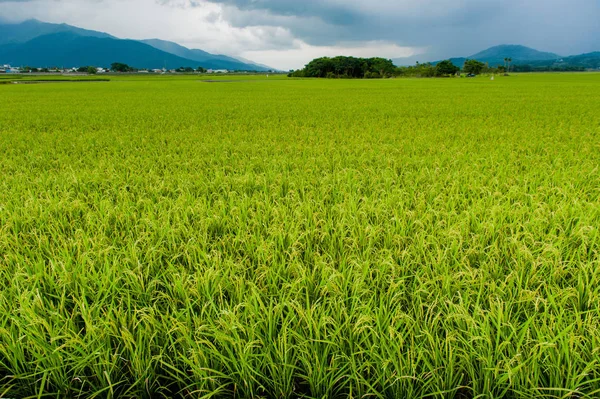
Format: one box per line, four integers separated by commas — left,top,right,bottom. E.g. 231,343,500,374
435,60,460,77
463,59,485,75
111,62,134,73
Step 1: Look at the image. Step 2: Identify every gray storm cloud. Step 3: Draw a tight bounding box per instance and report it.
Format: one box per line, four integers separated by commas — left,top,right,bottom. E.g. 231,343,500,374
202,0,600,59
1,0,598,65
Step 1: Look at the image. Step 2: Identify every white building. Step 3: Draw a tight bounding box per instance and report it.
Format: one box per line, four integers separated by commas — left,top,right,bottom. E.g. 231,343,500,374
207,69,229,74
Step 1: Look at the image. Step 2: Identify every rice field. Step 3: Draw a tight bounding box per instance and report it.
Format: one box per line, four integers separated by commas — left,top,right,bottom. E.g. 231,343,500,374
1,73,600,398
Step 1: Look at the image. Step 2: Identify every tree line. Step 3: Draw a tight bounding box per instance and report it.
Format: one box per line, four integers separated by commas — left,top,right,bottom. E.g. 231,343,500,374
288,57,511,79
288,57,398,79
511,64,586,72
13,63,211,74
110,63,207,73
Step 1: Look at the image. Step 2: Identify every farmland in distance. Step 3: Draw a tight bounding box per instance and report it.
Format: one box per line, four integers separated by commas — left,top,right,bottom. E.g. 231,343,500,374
1,73,600,398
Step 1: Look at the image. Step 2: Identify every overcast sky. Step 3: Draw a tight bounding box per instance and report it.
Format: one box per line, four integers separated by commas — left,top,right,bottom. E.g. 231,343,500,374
0,0,598,70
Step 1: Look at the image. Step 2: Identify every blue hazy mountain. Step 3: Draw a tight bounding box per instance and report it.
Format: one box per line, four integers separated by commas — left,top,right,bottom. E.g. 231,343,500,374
0,20,273,71
434,46,599,69
140,39,270,71
0,19,114,46
469,45,561,64
395,45,564,67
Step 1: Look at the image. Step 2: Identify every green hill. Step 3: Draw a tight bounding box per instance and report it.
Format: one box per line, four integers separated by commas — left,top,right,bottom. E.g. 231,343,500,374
470,44,561,65
525,52,600,70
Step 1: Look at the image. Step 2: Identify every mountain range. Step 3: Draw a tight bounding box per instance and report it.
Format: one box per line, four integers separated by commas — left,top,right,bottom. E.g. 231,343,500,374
0,19,273,71
394,44,600,70
1,20,598,72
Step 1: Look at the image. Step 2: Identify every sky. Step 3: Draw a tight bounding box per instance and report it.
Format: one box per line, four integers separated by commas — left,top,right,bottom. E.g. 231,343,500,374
0,0,599,70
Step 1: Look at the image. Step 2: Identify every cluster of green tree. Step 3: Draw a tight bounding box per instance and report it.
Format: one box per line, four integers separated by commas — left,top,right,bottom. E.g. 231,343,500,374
288,57,397,79
110,62,136,72
175,66,207,73
511,65,586,72
289,57,512,79
76,66,98,74
110,63,209,73
396,59,510,77
110,62,137,73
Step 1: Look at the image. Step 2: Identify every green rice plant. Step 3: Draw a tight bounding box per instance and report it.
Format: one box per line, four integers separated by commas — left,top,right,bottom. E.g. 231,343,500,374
0,73,599,398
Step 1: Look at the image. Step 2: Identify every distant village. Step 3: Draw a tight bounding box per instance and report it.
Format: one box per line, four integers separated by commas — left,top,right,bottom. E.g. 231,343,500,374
0,64,238,74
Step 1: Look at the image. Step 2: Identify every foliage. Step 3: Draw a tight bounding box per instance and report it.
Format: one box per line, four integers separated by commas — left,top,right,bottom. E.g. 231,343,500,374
511,64,590,72
20,66,39,73
396,62,436,77
463,59,486,75
435,60,460,76
76,66,98,74
110,62,135,72
291,56,397,79
1,74,600,398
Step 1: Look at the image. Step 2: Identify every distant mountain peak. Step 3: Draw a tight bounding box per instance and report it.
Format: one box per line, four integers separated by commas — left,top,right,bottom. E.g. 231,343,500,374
481,44,536,50
0,19,114,46
470,44,561,61
393,44,598,69
17,19,42,24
